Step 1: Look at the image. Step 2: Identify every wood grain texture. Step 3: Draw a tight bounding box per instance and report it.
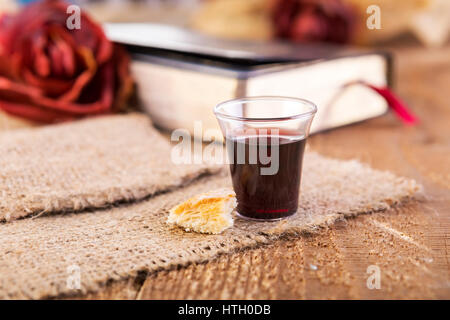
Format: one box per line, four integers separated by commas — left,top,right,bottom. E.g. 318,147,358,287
124,44,448,300
87,44,450,300
2,44,447,300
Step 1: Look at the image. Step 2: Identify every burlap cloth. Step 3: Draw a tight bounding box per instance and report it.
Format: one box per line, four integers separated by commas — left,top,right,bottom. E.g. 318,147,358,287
0,114,217,222
0,115,420,299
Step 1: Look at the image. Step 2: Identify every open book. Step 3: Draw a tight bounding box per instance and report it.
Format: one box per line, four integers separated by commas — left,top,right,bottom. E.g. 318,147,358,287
105,23,391,136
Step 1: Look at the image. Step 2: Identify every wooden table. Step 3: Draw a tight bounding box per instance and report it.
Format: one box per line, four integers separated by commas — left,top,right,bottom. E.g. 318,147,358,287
85,43,449,300
1,43,448,300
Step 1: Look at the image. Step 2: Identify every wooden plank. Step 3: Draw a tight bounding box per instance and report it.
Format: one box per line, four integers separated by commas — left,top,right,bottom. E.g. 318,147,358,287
2,43,447,299
128,44,449,300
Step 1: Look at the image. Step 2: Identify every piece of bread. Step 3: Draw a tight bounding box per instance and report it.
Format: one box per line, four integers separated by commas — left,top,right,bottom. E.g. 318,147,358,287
167,189,236,234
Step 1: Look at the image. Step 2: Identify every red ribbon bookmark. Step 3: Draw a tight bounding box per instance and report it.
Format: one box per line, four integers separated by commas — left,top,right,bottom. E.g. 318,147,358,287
345,81,419,125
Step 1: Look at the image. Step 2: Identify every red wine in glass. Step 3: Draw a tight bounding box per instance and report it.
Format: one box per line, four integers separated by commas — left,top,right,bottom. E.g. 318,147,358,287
227,133,306,220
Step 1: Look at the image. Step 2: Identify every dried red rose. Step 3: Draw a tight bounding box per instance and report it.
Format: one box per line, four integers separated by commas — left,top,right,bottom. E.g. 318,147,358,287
0,0,133,122
270,0,356,43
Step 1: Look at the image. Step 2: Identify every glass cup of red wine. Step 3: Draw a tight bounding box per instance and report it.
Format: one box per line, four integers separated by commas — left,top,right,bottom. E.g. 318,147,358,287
214,96,317,221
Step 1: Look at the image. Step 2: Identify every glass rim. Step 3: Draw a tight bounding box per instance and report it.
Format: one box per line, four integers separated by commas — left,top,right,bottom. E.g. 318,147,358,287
214,96,317,122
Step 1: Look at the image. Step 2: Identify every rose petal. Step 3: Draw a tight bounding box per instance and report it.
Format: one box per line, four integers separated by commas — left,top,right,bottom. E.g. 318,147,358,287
27,32,51,78
22,68,73,97
271,0,355,43
112,44,133,111
59,46,97,102
0,1,132,122
46,25,79,76
0,64,114,115
0,100,75,123
19,26,84,97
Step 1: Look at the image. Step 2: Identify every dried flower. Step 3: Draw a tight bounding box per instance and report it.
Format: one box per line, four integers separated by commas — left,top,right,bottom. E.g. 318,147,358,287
0,0,133,122
271,0,356,43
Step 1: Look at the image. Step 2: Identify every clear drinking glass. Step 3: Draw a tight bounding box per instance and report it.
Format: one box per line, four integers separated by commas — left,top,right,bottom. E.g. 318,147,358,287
214,96,317,221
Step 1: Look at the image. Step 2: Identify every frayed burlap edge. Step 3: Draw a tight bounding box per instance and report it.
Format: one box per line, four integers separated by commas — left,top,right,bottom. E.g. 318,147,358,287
0,152,421,299
0,114,221,222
